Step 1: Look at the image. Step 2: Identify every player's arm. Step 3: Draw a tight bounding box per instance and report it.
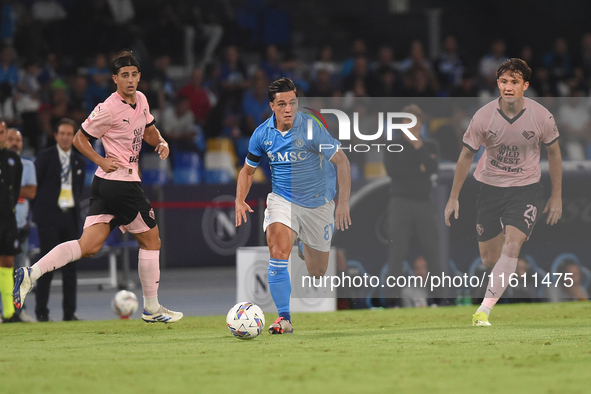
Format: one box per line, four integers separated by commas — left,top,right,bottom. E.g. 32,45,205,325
235,162,257,227
20,161,37,199
544,140,562,225
143,124,169,160
330,150,352,231
12,158,22,208
19,184,36,200
444,146,475,226
73,130,119,173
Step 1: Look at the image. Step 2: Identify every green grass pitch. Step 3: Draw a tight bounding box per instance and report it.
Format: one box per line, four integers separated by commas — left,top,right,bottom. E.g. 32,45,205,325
2,302,590,394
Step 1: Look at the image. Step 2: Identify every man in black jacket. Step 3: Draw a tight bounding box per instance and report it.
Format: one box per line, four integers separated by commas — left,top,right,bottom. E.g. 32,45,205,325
33,118,85,321
383,105,441,305
0,119,23,323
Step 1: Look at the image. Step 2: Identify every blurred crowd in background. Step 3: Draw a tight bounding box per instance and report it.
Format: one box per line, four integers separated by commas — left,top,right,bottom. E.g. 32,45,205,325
2,0,591,185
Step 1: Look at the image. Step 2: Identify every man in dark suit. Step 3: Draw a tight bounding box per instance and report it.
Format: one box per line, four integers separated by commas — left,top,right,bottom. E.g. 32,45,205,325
33,118,85,321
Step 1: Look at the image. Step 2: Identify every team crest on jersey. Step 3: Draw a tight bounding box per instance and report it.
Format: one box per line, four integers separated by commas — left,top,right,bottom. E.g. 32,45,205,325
8,158,15,166
295,139,304,148
267,151,275,161
522,130,535,140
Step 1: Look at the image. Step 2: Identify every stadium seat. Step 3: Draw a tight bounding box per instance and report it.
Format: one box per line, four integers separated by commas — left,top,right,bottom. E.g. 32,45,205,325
141,169,169,185
520,255,547,296
252,168,267,183
378,261,394,304
349,162,362,181
207,137,238,163
204,168,235,184
140,152,170,185
84,160,98,186
448,260,468,300
204,151,236,175
448,260,463,277
204,138,237,183
346,260,374,309
549,253,591,289
467,256,486,278
234,136,250,165
364,161,387,179
402,260,413,275
173,152,201,184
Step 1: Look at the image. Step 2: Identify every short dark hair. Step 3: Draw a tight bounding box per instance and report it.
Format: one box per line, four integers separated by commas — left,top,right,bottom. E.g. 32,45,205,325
56,118,78,133
496,58,532,82
110,50,141,75
268,77,297,102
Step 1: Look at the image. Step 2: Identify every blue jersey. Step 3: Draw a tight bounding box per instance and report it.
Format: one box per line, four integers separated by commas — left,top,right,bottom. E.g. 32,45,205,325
246,112,340,208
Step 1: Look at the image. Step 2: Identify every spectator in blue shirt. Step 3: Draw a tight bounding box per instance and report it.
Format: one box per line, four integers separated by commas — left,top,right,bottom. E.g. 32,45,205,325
0,46,19,88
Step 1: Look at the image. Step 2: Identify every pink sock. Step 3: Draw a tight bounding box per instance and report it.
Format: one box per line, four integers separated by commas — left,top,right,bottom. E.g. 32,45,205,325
33,240,82,278
138,249,160,298
481,254,518,309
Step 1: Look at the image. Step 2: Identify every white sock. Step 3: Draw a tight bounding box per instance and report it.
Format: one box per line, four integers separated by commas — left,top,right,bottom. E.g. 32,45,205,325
143,297,160,313
30,265,42,283
476,305,492,316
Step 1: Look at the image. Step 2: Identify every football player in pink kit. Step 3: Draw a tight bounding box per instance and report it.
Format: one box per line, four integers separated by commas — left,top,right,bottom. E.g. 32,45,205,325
444,58,562,326
13,51,182,323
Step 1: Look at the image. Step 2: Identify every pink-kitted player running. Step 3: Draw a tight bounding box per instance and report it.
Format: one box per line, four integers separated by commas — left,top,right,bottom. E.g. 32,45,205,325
13,50,182,324
444,58,563,327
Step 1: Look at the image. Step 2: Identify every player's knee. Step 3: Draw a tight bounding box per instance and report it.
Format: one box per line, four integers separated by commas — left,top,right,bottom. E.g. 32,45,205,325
150,237,161,251
502,240,522,258
269,245,290,261
137,236,161,251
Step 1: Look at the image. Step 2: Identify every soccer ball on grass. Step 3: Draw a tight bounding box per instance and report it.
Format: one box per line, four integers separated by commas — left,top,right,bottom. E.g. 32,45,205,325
112,290,139,319
226,302,265,339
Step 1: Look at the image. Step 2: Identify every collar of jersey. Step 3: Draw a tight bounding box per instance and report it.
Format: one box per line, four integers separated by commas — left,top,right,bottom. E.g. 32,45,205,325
268,112,303,137
495,96,528,124
114,91,138,109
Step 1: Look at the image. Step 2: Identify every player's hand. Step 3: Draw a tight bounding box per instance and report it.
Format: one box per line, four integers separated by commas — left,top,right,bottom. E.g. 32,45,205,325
335,202,351,231
99,157,119,173
235,200,254,227
543,195,562,225
444,197,459,227
155,142,169,160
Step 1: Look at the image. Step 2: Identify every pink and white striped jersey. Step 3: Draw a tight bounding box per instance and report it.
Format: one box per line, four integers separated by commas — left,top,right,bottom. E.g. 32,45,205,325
463,97,559,187
81,91,155,182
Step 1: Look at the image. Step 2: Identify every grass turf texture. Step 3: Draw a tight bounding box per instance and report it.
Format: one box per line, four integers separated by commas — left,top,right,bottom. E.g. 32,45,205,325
2,302,590,394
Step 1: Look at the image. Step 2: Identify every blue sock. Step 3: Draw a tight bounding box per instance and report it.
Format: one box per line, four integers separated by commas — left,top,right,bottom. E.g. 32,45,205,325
268,259,291,322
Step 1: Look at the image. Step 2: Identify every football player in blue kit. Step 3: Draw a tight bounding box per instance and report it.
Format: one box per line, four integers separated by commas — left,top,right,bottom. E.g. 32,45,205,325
235,77,351,334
